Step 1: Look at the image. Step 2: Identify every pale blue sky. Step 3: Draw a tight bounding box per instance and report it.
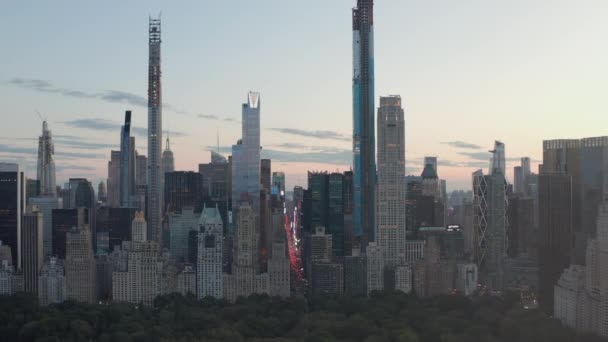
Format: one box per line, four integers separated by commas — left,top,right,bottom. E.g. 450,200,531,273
1,0,608,190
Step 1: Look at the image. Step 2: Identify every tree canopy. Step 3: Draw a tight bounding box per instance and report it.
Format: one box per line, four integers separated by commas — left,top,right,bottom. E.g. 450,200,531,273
0,291,604,342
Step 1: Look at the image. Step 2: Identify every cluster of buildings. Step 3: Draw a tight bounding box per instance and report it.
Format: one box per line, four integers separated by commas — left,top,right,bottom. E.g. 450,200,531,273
1,4,608,338
547,138,608,337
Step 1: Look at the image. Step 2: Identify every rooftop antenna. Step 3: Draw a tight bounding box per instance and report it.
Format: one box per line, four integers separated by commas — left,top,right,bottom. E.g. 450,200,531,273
166,130,171,151
217,128,220,154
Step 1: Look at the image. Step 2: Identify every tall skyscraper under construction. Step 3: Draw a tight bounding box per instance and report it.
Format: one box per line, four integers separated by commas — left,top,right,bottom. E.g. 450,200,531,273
37,121,56,196
147,17,162,242
352,0,376,248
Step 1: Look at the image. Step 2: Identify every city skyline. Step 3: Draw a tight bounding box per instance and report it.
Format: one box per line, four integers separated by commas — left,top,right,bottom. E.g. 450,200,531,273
2,2,608,338
2,1,608,191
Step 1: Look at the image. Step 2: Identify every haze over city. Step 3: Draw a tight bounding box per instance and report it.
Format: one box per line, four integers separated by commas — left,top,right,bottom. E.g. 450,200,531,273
2,0,608,190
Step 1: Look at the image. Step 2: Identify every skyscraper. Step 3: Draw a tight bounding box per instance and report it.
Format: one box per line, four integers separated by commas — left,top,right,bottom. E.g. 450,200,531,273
542,137,608,264
37,121,56,195
22,206,43,294
521,157,531,192
25,179,40,204
147,16,163,242
268,241,290,298
197,205,223,299
29,195,59,257
223,203,269,301
200,151,230,202
112,236,164,306
513,166,523,194
169,207,199,262
65,226,96,303
580,137,608,238
261,159,271,194
107,150,121,207
328,173,345,257
98,181,107,203
96,207,137,252
38,257,65,306
66,178,94,209
423,157,438,175
120,111,136,207
136,154,148,186
352,0,376,246
405,176,422,234
542,139,583,261
131,211,147,242
52,208,91,259
376,95,406,267
135,154,148,212
538,173,573,312
272,172,285,196
162,136,174,177
231,92,261,217
490,141,506,176
0,163,23,268
305,172,328,234
473,168,507,290
164,171,203,214
366,242,383,294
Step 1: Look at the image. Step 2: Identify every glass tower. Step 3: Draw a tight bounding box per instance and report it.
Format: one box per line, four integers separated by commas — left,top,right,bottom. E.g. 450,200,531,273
352,0,376,247
231,92,261,220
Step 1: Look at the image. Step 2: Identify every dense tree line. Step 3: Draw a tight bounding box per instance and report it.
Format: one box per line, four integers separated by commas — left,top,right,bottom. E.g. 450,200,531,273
0,291,604,342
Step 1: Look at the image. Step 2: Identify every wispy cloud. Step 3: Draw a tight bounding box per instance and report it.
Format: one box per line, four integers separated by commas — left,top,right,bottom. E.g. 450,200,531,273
272,143,309,150
506,157,541,163
56,164,97,171
461,161,489,168
63,118,186,138
8,78,186,114
198,114,219,120
0,144,36,154
63,118,118,131
55,134,87,140
54,138,117,150
0,143,102,160
437,159,463,167
207,145,350,165
441,141,482,150
56,151,104,159
458,151,490,161
269,128,349,141
223,117,237,122
99,90,147,107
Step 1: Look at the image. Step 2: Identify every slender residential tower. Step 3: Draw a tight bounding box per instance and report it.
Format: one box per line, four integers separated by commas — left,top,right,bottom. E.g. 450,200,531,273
352,0,376,247
37,121,56,196
147,17,162,242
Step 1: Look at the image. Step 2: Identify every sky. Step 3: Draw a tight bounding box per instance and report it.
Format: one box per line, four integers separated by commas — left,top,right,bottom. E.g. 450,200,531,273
1,0,608,191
